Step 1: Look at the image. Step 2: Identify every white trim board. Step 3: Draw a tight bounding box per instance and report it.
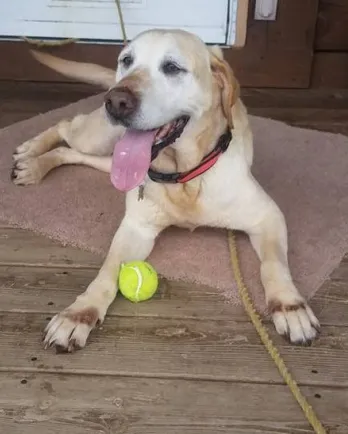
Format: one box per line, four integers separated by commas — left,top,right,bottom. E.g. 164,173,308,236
0,0,249,46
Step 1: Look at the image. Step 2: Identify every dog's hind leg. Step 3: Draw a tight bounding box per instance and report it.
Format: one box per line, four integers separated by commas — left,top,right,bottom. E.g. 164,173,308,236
12,107,124,184
13,121,66,161
13,105,121,160
12,146,112,185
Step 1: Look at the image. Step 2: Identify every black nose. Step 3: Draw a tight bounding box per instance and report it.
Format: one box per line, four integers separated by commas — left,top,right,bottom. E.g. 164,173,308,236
104,87,138,123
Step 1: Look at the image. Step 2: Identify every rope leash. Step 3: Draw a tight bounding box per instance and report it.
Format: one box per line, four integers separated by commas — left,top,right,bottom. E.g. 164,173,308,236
228,230,326,434
22,36,77,47
114,0,128,44
22,0,127,47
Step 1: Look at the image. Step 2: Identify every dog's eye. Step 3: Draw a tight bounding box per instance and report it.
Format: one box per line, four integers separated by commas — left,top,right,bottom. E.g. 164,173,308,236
161,61,185,75
121,55,134,68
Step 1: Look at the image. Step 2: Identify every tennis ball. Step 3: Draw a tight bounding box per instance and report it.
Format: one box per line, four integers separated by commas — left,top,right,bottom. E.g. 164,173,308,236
118,261,158,303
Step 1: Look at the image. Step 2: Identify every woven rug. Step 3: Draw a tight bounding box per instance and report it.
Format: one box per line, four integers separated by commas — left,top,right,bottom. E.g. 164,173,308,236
1,94,347,311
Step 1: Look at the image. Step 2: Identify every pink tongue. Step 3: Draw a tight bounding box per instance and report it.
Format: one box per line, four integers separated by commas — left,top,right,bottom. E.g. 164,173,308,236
111,128,157,192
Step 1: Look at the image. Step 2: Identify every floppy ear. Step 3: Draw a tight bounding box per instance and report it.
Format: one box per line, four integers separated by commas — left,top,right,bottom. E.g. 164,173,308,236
210,48,240,128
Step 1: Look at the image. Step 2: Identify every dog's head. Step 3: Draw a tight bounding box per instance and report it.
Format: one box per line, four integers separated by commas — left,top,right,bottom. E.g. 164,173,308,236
105,29,240,192
105,29,239,131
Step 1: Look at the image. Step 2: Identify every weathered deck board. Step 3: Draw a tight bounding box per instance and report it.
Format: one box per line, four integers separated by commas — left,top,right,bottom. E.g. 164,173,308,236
4,421,307,434
0,226,100,268
0,373,347,434
0,312,347,387
2,423,317,434
0,262,347,325
0,265,235,321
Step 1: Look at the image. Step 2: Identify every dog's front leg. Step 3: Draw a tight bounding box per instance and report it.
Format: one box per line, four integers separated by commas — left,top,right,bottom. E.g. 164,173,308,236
43,215,164,352
246,207,320,345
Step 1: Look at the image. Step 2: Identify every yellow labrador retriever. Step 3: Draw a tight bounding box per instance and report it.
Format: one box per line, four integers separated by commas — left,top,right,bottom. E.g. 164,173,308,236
12,29,319,352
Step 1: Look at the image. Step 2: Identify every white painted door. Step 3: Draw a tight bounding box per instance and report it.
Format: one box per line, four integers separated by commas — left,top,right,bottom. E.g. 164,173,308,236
0,0,243,45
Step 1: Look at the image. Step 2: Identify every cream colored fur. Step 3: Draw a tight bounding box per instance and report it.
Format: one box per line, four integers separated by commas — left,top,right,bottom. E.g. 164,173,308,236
12,29,319,351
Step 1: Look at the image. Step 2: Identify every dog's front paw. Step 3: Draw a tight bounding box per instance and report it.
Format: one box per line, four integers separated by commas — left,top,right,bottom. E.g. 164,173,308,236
268,298,320,345
43,304,102,353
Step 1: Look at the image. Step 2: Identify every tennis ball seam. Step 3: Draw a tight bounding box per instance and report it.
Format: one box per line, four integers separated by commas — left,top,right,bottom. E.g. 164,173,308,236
128,265,142,302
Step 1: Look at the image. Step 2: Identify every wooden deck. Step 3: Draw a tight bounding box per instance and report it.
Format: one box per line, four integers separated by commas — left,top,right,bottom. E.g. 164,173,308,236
0,83,348,433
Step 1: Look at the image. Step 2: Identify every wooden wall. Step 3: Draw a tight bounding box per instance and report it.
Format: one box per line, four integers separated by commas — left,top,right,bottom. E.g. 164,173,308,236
311,0,348,87
0,0,320,89
0,0,347,89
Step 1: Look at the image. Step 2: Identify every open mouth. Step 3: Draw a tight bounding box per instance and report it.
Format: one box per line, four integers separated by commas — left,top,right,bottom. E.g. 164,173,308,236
154,116,189,144
152,116,189,160
111,116,190,192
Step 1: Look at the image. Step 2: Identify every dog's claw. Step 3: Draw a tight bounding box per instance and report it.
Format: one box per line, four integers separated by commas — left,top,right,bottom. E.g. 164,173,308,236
10,166,17,180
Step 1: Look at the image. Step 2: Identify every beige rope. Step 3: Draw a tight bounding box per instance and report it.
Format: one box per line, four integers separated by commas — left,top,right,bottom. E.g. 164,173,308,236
23,0,126,47
22,36,76,47
115,0,127,44
228,230,326,434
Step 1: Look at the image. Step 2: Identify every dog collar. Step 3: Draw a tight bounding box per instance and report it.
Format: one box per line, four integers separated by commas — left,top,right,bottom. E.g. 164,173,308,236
148,128,232,184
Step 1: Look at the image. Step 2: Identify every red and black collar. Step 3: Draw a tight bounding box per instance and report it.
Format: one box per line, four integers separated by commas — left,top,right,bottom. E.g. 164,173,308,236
148,128,232,184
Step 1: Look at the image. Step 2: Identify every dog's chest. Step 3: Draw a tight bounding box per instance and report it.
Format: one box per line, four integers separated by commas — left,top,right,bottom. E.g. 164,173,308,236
153,180,238,230
164,191,238,231
143,150,250,229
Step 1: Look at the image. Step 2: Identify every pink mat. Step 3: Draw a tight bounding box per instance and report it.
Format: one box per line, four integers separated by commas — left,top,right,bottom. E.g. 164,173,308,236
1,94,347,310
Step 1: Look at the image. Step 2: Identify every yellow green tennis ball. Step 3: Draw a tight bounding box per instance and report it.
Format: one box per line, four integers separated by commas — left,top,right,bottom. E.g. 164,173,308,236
118,261,158,302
